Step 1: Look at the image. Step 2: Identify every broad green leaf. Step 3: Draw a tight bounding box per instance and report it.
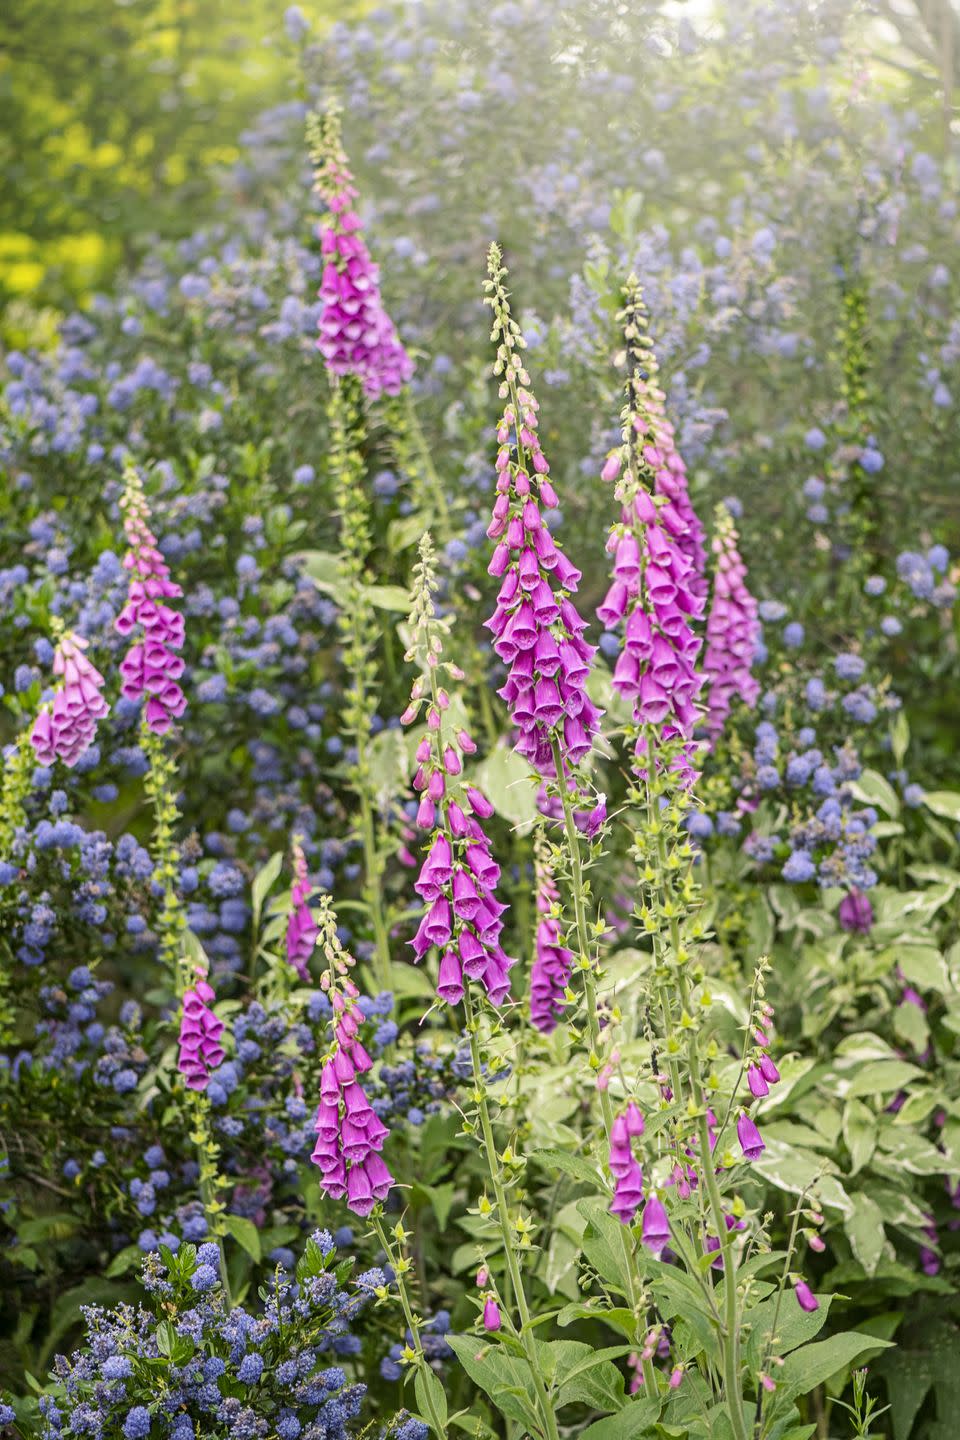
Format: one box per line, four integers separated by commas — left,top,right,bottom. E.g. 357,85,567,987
896,945,949,992
922,790,960,822
224,1214,261,1263
251,851,283,927
472,745,539,829
529,1148,602,1185
844,1060,924,1098
842,1099,877,1175
844,1193,886,1275
414,1365,448,1434
366,583,411,612
779,1331,893,1398
298,549,343,599
445,1335,540,1428
578,1398,662,1440
850,769,900,817
105,1244,141,1279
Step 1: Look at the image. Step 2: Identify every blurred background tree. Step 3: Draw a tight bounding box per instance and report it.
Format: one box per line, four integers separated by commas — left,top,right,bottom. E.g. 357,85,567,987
0,0,358,310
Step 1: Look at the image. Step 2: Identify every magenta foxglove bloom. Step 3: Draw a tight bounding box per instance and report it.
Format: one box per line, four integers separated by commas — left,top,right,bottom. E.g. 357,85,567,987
115,469,186,734
308,107,413,399
737,1112,765,1161
529,847,573,1033
839,887,874,934
177,979,226,1091
404,715,515,1007
609,1101,646,1224
311,974,393,1217
794,1279,819,1312
638,358,706,598
641,1193,670,1257
702,505,760,745
483,247,601,781
285,839,317,981
598,283,705,788
30,630,109,768
482,1298,502,1332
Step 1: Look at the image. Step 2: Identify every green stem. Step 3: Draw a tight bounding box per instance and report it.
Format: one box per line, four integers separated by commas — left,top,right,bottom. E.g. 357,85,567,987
372,1214,448,1437
463,990,561,1440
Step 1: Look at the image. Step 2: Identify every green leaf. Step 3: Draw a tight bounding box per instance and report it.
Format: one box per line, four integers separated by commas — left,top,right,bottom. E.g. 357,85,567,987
844,1193,886,1275
896,945,949,992
366,583,411,612
578,1398,662,1440
224,1214,261,1263
845,1060,924,1098
445,1335,540,1428
922,790,960,822
551,1343,632,1411
850,769,900,817
529,1148,602,1184
842,1099,877,1175
251,851,283,928
891,710,910,766
105,1244,141,1278
414,1365,449,1434
298,549,343,600
779,1331,893,1398
472,745,538,829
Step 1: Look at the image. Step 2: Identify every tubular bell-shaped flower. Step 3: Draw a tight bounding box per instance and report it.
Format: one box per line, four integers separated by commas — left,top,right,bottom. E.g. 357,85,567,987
310,895,393,1216
307,104,413,399
598,279,705,787
30,628,109,768
402,534,515,1007
609,1100,646,1224
529,827,573,1033
115,465,186,734
483,244,601,780
285,836,318,982
702,503,760,745
177,976,226,1091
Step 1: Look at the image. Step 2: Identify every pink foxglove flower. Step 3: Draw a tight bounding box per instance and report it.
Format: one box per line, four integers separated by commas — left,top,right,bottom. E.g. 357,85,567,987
482,1297,502,1332
794,1279,819,1312
30,630,109,768
115,467,186,734
839,887,874,933
307,106,413,399
609,1101,646,1224
309,899,393,1217
403,536,516,1007
736,1111,765,1161
285,838,317,981
529,838,573,1033
702,504,760,745
177,978,225,1091
483,246,601,781
597,282,705,788
641,1193,670,1257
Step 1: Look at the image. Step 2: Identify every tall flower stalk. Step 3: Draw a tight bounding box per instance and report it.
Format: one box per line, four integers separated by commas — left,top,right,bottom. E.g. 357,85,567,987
308,109,399,993
702,502,761,746
401,532,560,1440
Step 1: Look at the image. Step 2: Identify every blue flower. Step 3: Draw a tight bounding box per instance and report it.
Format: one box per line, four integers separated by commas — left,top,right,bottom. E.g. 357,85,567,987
122,1407,151,1439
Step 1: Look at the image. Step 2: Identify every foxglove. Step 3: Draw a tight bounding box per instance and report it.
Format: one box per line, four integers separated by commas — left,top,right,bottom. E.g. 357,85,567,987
286,838,317,981
609,1101,645,1224
309,895,393,1216
307,106,413,399
30,630,109,768
483,245,601,780
702,504,760,745
529,834,573,1033
403,535,515,1006
177,978,226,1091
598,280,705,787
116,466,186,734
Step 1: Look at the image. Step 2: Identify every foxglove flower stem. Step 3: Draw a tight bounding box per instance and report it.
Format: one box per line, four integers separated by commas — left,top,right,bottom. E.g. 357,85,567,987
370,1213,448,1438
461,985,562,1440
327,379,393,992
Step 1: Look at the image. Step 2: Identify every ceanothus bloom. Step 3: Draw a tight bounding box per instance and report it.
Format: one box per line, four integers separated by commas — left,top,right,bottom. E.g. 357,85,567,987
403,535,515,1007
483,244,601,780
309,897,393,1217
702,504,761,745
30,629,109,768
177,977,226,1091
115,466,186,734
597,280,704,787
307,105,413,399
286,838,317,981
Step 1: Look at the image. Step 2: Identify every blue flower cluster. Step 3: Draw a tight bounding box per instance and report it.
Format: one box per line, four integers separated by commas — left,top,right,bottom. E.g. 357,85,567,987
38,1235,386,1440
380,1309,452,1381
